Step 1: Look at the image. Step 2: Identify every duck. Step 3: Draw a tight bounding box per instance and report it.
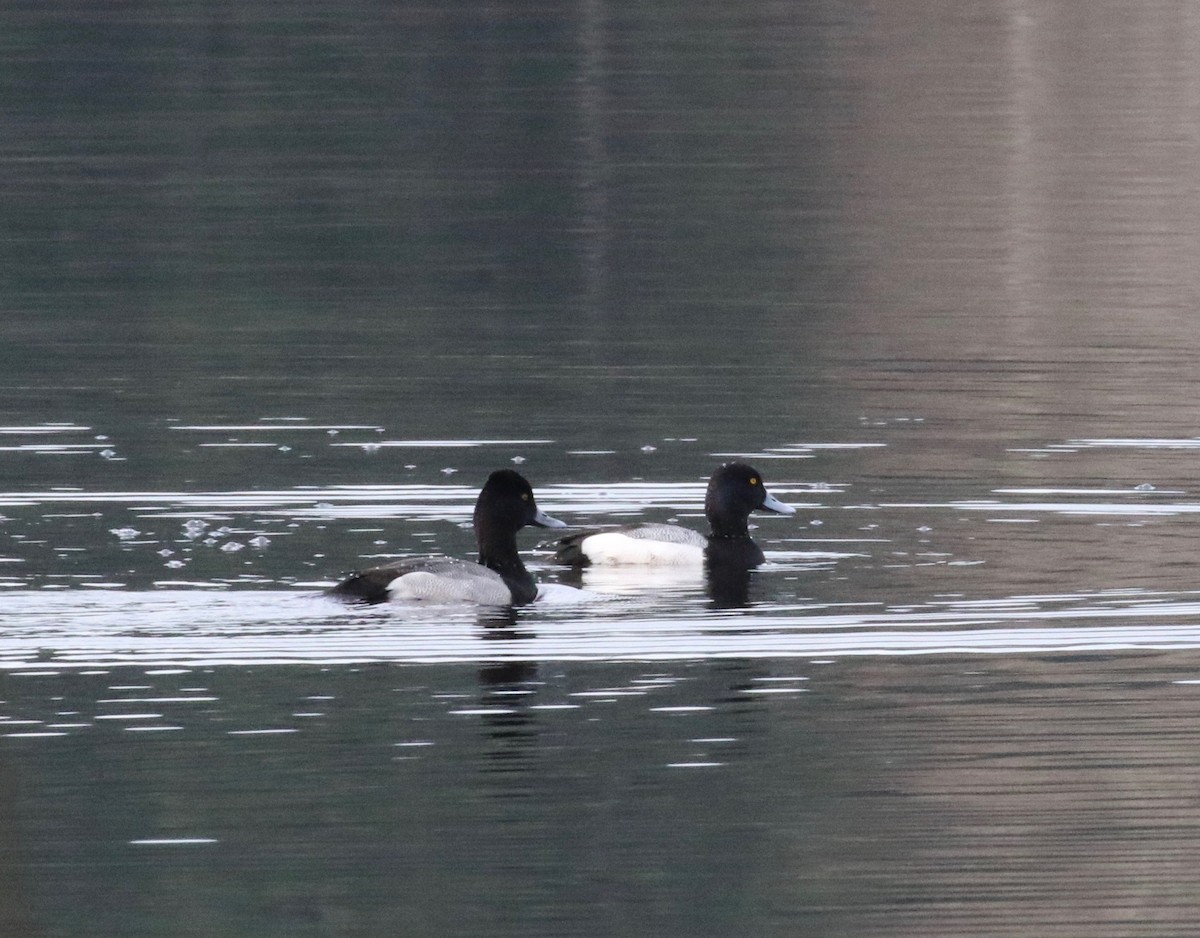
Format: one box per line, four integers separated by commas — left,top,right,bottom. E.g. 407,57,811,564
328,469,566,605
552,462,795,568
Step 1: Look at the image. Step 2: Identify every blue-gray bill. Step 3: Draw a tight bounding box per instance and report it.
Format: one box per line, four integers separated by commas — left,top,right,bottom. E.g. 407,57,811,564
761,492,795,515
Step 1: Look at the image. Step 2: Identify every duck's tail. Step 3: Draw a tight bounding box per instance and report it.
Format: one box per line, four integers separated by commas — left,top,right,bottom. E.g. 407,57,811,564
549,530,596,567
326,568,396,603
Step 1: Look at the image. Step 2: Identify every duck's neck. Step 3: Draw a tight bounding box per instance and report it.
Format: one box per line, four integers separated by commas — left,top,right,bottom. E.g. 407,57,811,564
707,511,751,541
705,536,765,568
478,533,537,604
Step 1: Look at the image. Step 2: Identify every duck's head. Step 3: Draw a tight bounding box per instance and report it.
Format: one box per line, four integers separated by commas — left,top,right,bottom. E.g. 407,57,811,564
705,462,795,535
474,469,567,545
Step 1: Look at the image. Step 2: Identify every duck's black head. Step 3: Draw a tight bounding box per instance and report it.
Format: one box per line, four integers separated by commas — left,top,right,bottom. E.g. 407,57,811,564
473,469,566,552
704,462,795,537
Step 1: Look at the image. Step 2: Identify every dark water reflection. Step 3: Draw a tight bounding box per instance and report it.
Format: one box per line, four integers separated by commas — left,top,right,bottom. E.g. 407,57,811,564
5,0,1200,934
4,655,1200,937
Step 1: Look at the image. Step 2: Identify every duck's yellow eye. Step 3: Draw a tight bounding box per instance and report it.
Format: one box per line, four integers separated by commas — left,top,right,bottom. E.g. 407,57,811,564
521,492,530,501
750,477,759,485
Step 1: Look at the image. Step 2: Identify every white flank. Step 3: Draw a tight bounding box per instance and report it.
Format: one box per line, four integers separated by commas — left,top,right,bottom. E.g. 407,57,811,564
582,532,705,567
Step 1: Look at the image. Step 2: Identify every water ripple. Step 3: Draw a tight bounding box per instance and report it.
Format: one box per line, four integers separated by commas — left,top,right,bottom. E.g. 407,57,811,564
1,588,1199,669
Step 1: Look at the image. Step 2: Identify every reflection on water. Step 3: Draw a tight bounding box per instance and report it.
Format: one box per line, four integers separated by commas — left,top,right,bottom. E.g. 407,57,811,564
10,585,1200,669
6,0,1200,933
6,654,1200,936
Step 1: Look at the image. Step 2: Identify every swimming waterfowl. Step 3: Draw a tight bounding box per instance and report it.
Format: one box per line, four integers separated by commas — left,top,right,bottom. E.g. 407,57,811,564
552,462,795,568
328,469,566,605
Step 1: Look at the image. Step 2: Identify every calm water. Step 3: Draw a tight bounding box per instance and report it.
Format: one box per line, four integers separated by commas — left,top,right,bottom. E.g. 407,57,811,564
5,1,1200,935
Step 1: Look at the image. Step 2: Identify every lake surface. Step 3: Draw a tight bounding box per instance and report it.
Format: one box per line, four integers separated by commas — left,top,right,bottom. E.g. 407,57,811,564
5,1,1200,935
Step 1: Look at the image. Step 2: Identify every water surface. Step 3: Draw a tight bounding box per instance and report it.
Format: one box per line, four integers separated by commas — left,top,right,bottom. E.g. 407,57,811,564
4,1,1200,935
